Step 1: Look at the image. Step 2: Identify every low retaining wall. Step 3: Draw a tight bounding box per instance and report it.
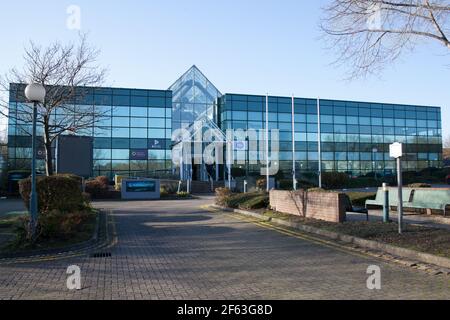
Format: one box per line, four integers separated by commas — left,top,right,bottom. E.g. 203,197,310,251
270,190,347,223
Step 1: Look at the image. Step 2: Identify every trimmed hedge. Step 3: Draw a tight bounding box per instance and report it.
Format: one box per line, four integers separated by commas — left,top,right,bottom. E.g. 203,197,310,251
215,187,233,206
19,174,88,214
215,188,269,210
85,176,110,199
238,194,269,210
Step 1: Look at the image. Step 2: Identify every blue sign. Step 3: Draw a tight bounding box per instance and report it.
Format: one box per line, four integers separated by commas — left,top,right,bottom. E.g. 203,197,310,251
130,149,148,160
149,139,165,149
126,181,156,193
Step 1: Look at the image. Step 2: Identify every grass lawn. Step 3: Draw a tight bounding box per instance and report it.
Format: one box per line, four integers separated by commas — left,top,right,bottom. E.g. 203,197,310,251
260,210,450,258
0,212,27,251
0,211,97,255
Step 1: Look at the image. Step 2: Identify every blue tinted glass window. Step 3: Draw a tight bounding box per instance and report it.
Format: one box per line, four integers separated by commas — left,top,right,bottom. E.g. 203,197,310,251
321,115,333,124
334,116,346,124
149,150,166,160
131,107,147,117
113,117,130,127
334,125,346,134
249,112,262,120
131,128,147,138
347,125,359,134
347,116,358,125
279,113,291,122
130,139,147,149
359,108,371,116
113,95,130,106
360,126,371,134
94,149,111,160
130,96,147,107
148,97,165,107
114,107,130,116
149,108,166,118
295,114,307,123
233,111,247,120
94,138,111,149
322,124,334,133
112,149,129,159
371,118,382,126
130,118,147,127
148,129,165,139
334,106,346,115
112,128,130,138
360,117,371,125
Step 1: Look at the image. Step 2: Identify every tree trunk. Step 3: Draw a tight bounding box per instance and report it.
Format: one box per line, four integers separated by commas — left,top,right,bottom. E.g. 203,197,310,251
43,120,54,176
44,141,54,176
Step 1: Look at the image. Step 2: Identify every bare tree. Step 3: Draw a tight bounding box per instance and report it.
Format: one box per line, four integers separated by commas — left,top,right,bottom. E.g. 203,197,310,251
444,134,450,147
443,134,450,160
0,34,108,176
321,0,450,78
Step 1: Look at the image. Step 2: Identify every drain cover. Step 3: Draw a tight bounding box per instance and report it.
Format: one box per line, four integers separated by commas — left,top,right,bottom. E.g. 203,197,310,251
89,252,112,258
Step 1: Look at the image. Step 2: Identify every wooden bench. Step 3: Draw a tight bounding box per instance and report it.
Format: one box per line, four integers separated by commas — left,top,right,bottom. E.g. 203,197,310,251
403,189,450,216
365,188,413,209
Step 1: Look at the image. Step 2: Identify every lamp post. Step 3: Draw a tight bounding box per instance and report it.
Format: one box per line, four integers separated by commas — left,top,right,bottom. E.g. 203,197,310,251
24,84,46,240
372,147,378,180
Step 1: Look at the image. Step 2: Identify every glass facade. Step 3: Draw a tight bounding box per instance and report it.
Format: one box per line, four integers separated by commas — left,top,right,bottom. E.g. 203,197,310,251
5,66,443,180
169,65,221,132
219,94,443,177
7,84,172,179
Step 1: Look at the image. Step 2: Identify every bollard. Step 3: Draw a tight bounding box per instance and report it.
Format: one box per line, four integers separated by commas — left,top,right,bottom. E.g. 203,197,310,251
382,183,390,223
244,180,248,193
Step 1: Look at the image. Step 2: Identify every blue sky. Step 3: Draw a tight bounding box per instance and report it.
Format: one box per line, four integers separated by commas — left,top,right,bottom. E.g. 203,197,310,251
1,0,449,138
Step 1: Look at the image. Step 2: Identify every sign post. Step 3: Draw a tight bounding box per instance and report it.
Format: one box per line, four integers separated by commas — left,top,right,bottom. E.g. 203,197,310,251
390,142,404,234
382,182,389,223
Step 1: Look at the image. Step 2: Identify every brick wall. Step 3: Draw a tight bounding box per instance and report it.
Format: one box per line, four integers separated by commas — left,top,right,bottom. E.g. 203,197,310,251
270,190,346,223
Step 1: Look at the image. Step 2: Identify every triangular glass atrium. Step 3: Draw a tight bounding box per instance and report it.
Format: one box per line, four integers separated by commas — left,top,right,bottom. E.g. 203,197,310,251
169,65,222,132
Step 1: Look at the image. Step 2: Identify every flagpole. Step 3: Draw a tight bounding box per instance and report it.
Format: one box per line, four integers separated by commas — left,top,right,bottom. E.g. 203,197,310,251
317,97,322,189
292,94,296,190
266,93,270,192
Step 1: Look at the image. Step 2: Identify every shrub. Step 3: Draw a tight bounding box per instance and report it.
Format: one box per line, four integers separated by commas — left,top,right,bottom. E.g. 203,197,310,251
85,176,110,199
239,194,269,210
322,172,350,189
161,182,179,195
15,210,95,244
19,174,88,215
307,188,327,192
407,183,432,188
256,178,266,190
215,187,232,206
176,191,190,198
160,186,169,197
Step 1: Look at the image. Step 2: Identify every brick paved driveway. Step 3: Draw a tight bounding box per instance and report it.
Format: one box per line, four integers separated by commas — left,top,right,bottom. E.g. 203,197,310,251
0,197,448,300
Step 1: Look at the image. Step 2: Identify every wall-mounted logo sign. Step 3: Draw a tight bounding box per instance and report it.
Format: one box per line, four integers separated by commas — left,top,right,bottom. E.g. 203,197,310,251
130,149,148,160
149,139,165,149
234,141,248,151
36,149,46,160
